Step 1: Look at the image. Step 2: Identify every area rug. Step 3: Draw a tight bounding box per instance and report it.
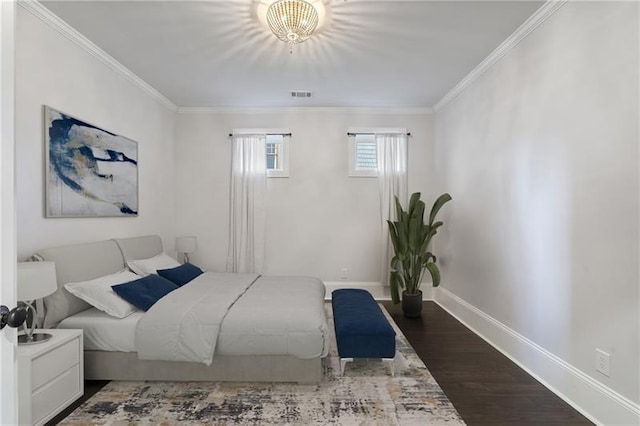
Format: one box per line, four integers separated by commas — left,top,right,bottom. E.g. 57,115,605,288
60,304,465,425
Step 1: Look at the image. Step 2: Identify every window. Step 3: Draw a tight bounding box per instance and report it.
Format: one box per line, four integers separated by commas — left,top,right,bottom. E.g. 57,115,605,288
266,137,280,170
348,128,408,177
265,134,289,178
349,134,378,177
231,129,290,178
266,135,282,171
354,134,377,171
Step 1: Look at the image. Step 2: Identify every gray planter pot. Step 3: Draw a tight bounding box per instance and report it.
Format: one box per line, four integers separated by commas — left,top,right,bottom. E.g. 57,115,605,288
402,290,423,318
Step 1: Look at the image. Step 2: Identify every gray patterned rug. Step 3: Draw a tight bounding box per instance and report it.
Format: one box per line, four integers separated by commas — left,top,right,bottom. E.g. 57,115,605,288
61,305,465,425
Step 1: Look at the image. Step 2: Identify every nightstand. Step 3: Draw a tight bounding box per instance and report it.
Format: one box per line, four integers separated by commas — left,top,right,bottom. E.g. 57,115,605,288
18,329,84,426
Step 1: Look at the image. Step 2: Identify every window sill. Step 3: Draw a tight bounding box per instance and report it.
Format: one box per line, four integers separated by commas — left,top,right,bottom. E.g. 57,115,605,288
267,171,289,178
349,171,378,178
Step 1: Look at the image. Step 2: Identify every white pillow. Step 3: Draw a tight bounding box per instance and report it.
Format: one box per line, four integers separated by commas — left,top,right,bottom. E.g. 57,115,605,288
127,253,181,276
64,270,140,318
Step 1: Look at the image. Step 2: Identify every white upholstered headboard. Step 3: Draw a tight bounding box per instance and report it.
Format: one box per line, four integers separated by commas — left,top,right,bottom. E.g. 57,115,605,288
114,235,163,261
33,235,164,328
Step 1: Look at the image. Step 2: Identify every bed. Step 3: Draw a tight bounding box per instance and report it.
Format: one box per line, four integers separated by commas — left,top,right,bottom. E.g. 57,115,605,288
33,235,329,383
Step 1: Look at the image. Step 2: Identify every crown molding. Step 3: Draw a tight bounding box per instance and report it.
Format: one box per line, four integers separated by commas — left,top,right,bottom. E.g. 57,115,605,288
433,0,568,112
176,106,434,115
18,0,177,112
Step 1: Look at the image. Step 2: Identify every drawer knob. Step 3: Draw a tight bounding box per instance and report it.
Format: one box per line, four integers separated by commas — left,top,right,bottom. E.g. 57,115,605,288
0,305,27,330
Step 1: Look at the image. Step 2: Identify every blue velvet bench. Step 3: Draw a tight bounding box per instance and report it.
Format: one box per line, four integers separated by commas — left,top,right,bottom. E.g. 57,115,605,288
331,289,396,376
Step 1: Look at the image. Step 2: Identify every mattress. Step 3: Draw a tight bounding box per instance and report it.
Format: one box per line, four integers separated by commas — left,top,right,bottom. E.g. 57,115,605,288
58,307,143,352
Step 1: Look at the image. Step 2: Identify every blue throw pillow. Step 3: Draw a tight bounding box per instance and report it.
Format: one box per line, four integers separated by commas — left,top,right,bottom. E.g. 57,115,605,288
112,275,178,311
157,263,203,287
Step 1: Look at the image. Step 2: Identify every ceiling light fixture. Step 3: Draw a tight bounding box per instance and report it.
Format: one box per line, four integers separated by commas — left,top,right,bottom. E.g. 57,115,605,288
266,0,319,46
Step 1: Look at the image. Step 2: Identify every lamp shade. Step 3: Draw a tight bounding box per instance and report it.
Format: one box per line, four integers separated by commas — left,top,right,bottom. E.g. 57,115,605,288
17,261,57,301
176,236,197,254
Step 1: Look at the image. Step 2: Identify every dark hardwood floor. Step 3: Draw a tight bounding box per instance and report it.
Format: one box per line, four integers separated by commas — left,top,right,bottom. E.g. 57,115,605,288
382,301,593,426
51,301,593,425
47,380,108,425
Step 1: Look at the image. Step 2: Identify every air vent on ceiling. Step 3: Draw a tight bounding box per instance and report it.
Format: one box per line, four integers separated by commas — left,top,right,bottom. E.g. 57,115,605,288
291,91,313,98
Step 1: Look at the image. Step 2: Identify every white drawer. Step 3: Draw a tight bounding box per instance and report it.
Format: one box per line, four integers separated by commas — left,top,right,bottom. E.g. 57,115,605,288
32,365,81,425
32,336,80,390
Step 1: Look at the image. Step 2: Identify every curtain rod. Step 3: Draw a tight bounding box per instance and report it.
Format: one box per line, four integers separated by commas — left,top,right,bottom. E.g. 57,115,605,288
228,132,292,137
347,132,411,136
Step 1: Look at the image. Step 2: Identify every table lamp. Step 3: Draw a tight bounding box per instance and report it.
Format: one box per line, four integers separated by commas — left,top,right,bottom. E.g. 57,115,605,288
17,261,57,345
176,236,197,263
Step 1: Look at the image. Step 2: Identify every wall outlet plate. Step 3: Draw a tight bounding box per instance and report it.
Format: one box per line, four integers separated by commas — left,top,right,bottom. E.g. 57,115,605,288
595,348,610,377
340,268,348,280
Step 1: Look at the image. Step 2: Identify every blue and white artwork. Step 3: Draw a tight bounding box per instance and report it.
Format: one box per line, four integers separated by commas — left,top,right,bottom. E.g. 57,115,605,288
45,106,138,217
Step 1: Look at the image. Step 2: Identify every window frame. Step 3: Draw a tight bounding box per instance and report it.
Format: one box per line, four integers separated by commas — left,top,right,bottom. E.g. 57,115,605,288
265,133,289,178
349,133,378,177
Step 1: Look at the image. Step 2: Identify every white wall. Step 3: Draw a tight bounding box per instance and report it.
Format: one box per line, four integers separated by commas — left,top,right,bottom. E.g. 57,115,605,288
434,0,639,419
15,6,176,259
175,110,433,282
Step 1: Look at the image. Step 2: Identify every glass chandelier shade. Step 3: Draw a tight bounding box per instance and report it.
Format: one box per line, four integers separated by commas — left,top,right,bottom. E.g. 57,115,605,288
266,0,319,45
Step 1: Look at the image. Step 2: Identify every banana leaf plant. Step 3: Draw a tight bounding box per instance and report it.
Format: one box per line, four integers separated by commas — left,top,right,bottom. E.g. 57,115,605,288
387,192,452,304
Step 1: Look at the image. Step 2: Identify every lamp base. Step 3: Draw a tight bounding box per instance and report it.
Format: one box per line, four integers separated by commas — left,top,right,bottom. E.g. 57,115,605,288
18,333,53,345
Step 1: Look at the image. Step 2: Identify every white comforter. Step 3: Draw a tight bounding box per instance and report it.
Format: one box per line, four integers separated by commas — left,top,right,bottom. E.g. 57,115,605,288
135,272,329,365
216,275,330,359
136,272,258,365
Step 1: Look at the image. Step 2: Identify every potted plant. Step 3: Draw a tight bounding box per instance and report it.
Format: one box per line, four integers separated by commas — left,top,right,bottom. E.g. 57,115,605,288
387,192,452,317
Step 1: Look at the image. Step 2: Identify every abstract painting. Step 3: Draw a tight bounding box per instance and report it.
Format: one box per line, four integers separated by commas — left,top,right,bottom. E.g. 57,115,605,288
45,106,138,217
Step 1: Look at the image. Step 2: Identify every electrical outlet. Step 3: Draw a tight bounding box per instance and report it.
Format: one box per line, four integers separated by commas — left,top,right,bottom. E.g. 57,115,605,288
340,268,348,280
595,349,610,377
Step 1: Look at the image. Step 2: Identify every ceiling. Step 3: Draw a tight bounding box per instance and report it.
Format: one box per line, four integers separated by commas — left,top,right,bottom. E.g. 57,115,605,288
41,0,544,108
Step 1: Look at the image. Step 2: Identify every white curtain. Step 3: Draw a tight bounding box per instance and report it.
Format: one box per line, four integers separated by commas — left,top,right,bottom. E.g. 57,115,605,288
226,134,267,273
376,133,408,285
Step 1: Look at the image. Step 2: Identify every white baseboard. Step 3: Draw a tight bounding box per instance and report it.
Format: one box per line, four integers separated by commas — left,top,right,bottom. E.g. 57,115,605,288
323,282,434,301
434,287,640,426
